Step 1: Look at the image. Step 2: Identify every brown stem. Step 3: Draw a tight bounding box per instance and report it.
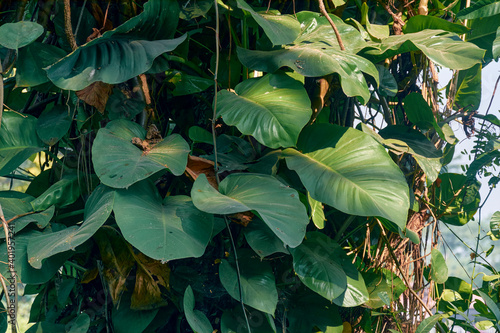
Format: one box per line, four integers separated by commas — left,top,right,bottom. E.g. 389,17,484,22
64,0,78,51
317,0,345,51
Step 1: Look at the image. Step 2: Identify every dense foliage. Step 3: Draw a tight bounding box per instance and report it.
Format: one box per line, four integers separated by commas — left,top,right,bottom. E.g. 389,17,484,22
0,0,499,332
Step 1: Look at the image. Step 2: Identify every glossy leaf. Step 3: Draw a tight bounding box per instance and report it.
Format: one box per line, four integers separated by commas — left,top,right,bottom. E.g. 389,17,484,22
403,93,445,138
493,27,500,59
27,185,114,269
244,218,288,258
289,232,348,301
183,285,213,333
457,0,500,19
92,119,190,188
46,0,185,90
0,21,43,49
67,313,90,333
466,14,500,62
361,3,389,40
191,173,308,247
491,212,500,238
434,173,480,226
237,12,379,104
216,73,312,148
219,250,278,314
377,65,397,97
333,271,369,307
431,248,449,284
308,192,325,229
113,180,214,261
30,174,81,211
0,112,44,176
283,124,409,228
454,64,482,111
403,15,469,34
236,0,300,45
415,314,442,333
36,104,73,146
362,30,484,70
189,126,213,144
380,125,442,183
167,70,213,96
16,42,67,87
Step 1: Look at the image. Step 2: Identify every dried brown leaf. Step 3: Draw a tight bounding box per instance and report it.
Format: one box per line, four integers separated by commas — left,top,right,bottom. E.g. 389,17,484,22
131,252,170,310
185,155,218,189
76,81,113,113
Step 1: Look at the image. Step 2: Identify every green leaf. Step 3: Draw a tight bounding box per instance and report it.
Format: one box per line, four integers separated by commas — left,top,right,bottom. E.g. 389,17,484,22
16,42,67,87
403,93,445,138
283,124,409,228
189,126,213,144
431,248,449,284
191,173,308,247
183,285,213,333
377,65,397,97
434,173,480,226
236,0,300,45
457,0,500,19
27,185,114,269
237,11,379,104
92,119,190,188
114,180,213,261
289,232,348,301
0,112,44,176
362,30,484,70
491,212,500,238
332,270,369,307
221,306,277,333
179,0,213,20
0,230,71,284
30,174,81,211
167,70,213,96
454,63,482,111
216,73,312,148
106,87,145,121
477,290,500,326
308,192,325,229
112,294,158,333
219,250,278,314
466,14,500,62
67,313,90,333
361,3,389,40
0,191,54,237
287,291,343,333
403,15,469,34
0,21,43,49
45,0,185,90
380,125,442,183
244,218,288,258
493,27,500,59
415,314,442,333
36,104,73,146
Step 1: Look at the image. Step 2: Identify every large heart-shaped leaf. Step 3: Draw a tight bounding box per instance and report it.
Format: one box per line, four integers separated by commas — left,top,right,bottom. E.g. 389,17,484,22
191,173,308,247
244,218,289,258
113,181,214,261
283,124,409,228
0,21,43,49
0,112,44,176
219,250,278,314
361,30,484,70
92,119,190,188
45,0,185,90
27,185,114,269
237,12,378,104
289,232,348,301
236,0,300,45
216,73,312,148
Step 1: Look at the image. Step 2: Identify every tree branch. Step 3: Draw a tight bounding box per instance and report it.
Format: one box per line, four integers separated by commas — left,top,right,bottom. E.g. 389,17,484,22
317,0,345,51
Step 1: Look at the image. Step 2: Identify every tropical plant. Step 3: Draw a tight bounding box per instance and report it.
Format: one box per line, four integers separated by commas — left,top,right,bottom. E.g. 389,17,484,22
0,0,499,332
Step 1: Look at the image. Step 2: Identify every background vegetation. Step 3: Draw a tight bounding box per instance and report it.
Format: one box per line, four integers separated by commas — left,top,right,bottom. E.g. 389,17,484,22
0,0,500,332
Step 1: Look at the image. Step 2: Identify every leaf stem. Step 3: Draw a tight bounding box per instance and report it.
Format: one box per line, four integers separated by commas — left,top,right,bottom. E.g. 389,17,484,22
317,0,345,51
